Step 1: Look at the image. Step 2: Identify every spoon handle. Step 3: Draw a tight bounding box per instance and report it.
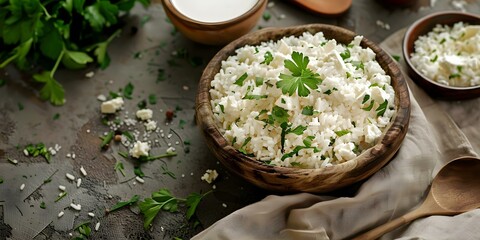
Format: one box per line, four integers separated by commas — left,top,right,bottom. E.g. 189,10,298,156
351,210,419,240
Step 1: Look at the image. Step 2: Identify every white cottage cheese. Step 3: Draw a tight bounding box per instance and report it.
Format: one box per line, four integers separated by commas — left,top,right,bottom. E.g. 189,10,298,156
210,32,395,168
410,22,480,87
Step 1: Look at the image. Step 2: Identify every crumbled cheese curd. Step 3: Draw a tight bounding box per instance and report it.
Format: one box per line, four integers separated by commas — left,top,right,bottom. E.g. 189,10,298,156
101,97,124,114
210,32,395,168
201,169,219,184
136,109,153,120
410,22,480,87
129,141,150,158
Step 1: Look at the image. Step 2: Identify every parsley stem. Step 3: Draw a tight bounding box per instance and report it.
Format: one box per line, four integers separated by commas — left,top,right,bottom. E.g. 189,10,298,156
107,29,122,44
50,49,65,79
40,5,52,19
146,152,177,161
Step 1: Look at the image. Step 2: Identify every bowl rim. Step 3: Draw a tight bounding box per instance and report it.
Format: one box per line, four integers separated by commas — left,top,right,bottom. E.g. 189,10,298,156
196,24,410,190
402,11,480,91
162,0,267,28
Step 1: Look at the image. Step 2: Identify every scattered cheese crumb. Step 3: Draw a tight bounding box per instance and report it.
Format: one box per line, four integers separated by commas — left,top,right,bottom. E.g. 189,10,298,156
136,109,153,121
97,94,107,102
129,141,150,158
201,169,219,184
85,71,95,78
144,120,157,131
166,147,176,154
101,97,124,114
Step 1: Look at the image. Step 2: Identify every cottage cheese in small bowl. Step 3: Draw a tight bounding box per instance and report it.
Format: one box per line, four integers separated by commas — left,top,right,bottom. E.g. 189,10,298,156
209,32,396,168
410,22,480,87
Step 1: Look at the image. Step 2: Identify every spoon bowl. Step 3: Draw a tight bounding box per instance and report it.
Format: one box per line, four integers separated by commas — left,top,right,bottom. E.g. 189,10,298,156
353,156,480,240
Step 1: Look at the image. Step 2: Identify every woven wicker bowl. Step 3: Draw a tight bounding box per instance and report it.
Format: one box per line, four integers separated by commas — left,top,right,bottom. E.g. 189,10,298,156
196,24,411,193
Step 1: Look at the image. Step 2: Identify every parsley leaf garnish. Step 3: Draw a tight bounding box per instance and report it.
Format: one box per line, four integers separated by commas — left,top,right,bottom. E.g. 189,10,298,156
362,94,370,104
376,100,388,116
271,106,289,124
139,189,211,229
335,130,351,137
301,106,314,116
362,100,375,111
340,49,351,60
234,72,248,86
114,162,126,177
276,51,322,97
262,51,273,65
107,195,140,213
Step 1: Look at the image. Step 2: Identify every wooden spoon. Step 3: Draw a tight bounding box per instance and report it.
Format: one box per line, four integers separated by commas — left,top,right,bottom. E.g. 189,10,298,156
353,156,480,240
289,0,352,16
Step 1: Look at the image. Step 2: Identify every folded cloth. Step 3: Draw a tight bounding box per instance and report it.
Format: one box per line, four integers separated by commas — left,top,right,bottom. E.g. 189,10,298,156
192,29,479,240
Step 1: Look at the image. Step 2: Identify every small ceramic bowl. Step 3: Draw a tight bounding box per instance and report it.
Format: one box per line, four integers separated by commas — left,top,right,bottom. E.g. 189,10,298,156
403,11,480,100
161,0,267,45
196,24,411,193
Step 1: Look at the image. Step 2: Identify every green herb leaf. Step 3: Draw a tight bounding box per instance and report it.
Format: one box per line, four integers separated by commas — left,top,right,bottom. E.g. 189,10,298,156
139,189,179,229
430,55,438,62
392,55,401,62
234,72,248,86
301,106,314,116
185,191,211,220
262,51,273,65
108,195,140,213
148,94,157,105
238,137,252,154
25,143,51,163
161,164,176,179
33,71,65,106
449,73,461,79
55,192,68,202
243,94,268,100
134,166,145,177
335,130,351,137
352,61,364,70
289,125,307,135
271,106,289,124
100,131,114,149
53,113,60,120
263,11,271,21
75,222,92,238
376,100,388,117
362,100,375,111
40,201,46,209
123,82,134,99
255,77,264,87
340,49,351,60
114,161,126,177
362,94,370,104
277,51,322,97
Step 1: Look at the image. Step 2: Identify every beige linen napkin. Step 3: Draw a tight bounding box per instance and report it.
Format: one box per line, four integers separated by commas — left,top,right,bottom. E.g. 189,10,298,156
192,29,479,240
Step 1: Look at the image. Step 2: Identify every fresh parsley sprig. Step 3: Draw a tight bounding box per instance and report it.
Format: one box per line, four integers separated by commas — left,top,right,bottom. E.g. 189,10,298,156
138,189,211,230
0,0,149,105
276,51,322,97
